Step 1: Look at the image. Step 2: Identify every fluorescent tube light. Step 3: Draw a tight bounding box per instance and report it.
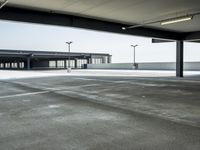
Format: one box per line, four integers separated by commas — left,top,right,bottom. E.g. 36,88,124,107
0,0,8,9
161,16,193,25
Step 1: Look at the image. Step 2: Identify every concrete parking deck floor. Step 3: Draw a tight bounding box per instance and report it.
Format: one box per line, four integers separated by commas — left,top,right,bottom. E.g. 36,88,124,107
0,71,200,150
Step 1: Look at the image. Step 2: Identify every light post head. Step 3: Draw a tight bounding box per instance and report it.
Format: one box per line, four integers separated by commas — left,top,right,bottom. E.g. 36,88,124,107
66,41,73,45
131,44,138,48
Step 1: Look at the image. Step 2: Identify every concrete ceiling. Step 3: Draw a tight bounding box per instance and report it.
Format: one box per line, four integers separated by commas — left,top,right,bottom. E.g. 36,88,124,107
3,0,200,32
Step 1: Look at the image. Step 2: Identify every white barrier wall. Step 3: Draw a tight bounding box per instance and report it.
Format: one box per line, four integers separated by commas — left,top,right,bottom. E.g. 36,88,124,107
184,62,200,71
87,62,200,71
138,62,176,70
87,63,133,70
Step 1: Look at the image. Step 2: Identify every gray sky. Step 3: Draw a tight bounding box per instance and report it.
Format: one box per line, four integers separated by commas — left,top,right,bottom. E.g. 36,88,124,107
0,20,200,63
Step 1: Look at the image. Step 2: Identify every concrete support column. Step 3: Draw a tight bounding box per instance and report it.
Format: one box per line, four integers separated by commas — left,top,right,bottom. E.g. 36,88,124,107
90,57,93,64
108,55,112,63
64,60,67,68
176,41,184,77
87,58,91,64
27,57,31,70
17,61,20,69
102,57,106,64
55,60,58,68
74,59,78,69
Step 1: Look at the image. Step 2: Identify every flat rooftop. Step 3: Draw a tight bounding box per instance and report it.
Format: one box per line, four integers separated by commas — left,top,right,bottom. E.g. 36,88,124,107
0,70,200,149
0,49,110,57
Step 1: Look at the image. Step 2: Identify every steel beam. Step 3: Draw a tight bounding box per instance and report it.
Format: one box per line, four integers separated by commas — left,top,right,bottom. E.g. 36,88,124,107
0,6,181,40
176,41,184,77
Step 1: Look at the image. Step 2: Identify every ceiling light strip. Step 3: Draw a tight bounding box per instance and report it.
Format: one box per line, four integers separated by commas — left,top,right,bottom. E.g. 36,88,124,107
0,0,8,9
122,13,200,30
161,16,193,25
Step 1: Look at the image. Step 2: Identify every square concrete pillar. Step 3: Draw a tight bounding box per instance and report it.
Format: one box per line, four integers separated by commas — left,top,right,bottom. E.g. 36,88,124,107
17,61,20,69
55,60,58,68
26,57,31,70
74,59,78,68
64,60,67,68
108,55,112,63
176,41,184,77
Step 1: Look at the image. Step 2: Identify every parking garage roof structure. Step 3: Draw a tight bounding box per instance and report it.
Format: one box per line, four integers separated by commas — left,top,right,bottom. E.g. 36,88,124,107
0,0,200,41
1,0,200,77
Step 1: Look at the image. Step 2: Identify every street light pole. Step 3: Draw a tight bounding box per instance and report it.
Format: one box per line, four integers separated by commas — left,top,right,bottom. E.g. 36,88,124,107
66,41,73,72
131,44,138,68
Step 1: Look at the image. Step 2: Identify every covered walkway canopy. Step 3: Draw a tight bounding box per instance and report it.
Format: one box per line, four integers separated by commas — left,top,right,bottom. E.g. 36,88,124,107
1,0,200,77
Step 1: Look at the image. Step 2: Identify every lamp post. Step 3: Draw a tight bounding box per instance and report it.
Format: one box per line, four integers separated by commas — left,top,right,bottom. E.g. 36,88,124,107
131,44,138,68
66,41,73,72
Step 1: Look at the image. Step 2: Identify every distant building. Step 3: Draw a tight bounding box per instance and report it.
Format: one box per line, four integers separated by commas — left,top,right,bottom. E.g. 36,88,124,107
0,49,111,70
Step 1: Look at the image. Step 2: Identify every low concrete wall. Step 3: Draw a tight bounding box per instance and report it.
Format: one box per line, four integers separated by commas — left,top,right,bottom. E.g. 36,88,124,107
87,63,133,70
138,62,175,70
86,62,200,71
184,62,200,71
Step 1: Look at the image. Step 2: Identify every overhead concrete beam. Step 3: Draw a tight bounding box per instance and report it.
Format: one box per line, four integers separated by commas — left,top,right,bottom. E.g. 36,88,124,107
0,6,182,40
152,39,174,43
183,31,200,41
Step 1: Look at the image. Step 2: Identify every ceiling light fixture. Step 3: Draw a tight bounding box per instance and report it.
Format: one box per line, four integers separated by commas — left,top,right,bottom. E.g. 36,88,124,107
122,13,199,30
161,15,193,25
0,0,8,9
122,27,126,30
